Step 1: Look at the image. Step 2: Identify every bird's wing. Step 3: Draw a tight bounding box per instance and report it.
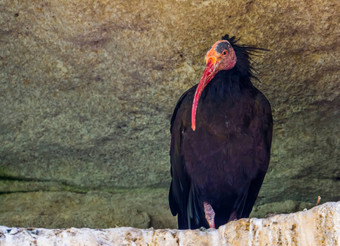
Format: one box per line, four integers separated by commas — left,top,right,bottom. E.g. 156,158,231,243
241,90,273,217
169,86,204,229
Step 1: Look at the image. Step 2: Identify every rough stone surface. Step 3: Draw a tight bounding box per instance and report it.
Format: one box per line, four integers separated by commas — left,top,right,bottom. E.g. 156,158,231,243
0,189,177,229
0,202,339,246
0,0,339,228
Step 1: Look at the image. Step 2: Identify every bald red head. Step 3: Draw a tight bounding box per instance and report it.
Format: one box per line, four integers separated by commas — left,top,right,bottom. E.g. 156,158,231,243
191,40,237,131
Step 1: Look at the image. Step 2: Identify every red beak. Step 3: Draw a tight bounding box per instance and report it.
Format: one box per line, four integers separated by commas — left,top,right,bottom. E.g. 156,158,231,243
191,58,218,131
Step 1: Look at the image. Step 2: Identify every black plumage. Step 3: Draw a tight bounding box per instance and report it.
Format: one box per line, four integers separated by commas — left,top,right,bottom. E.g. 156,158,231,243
169,35,273,229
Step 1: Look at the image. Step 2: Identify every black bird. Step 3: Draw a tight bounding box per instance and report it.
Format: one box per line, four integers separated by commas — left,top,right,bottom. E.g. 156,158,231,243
169,35,273,229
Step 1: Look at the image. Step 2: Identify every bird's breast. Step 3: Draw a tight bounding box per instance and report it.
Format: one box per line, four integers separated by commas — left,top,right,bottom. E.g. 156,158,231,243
181,89,258,192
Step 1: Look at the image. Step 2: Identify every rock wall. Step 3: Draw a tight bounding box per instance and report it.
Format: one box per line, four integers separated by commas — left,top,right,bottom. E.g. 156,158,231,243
1,202,339,246
0,0,339,228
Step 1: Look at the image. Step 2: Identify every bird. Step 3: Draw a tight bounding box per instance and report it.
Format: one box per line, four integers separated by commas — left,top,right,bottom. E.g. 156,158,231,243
168,34,273,229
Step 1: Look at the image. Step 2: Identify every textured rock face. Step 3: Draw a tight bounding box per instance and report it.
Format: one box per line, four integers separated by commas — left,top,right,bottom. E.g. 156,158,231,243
1,202,339,246
0,0,339,228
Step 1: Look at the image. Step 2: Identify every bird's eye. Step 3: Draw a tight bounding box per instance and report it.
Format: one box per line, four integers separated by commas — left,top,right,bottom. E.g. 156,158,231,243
222,50,228,55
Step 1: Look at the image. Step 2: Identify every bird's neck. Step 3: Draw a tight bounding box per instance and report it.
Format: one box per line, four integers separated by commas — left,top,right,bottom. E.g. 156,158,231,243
202,70,253,100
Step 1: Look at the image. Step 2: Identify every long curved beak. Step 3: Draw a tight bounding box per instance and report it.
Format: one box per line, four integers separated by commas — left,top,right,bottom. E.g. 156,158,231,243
191,57,219,131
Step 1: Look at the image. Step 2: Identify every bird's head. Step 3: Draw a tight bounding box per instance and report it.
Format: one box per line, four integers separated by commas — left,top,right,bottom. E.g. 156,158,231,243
191,39,237,131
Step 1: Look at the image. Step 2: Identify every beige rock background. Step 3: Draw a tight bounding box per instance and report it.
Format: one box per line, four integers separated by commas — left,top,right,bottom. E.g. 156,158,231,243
0,202,339,246
0,0,339,228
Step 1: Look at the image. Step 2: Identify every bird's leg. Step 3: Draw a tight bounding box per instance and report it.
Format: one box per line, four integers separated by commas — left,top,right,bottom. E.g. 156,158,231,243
203,202,215,229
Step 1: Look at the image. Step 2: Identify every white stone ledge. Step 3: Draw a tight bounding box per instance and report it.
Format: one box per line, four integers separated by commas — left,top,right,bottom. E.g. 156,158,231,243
1,202,339,246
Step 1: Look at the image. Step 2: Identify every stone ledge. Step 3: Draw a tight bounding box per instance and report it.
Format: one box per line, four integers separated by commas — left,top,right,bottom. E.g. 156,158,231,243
0,202,339,246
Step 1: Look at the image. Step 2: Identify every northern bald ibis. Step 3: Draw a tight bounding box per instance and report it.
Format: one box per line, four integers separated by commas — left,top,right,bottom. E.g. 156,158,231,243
169,35,273,229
